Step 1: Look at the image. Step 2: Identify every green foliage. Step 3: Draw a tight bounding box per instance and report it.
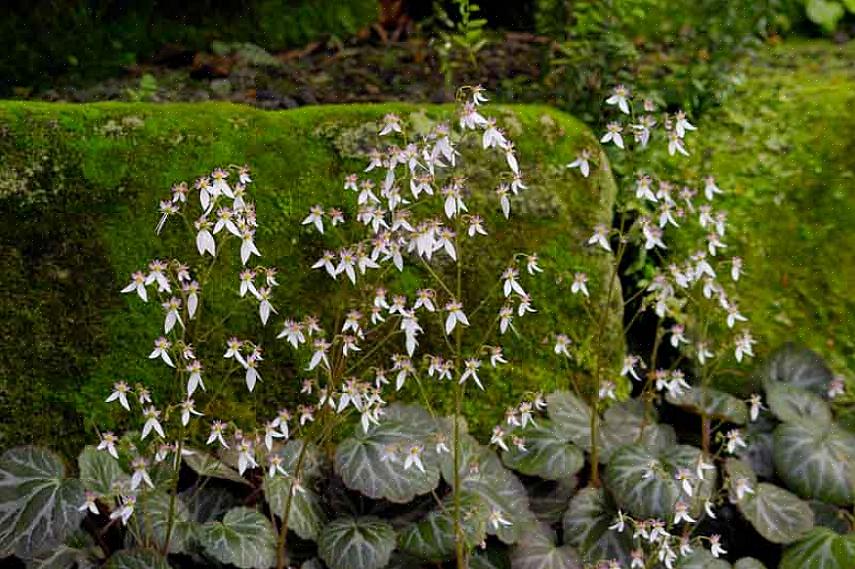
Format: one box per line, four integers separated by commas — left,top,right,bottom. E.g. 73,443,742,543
509,525,582,569
318,517,396,569
780,528,855,569
803,0,855,32
198,507,277,569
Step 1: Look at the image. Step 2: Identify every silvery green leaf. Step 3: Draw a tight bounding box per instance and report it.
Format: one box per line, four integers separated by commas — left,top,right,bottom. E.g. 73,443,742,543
0,446,85,558
546,391,593,450
335,404,441,503
527,478,577,524
762,344,833,396
440,433,536,544
510,525,582,569
134,491,194,554
105,549,172,569
666,387,748,424
773,422,855,505
318,517,395,569
599,409,677,462
562,488,631,566
765,383,833,428
183,486,238,523
184,451,250,485
606,444,716,519
264,475,326,541
397,493,487,561
733,558,767,569
501,420,584,480
78,446,127,496
780,528,855,569
724,458,758,486
26,531,98,569
737,482,814,544
739,431,775,479
809,501,852,534
676,549,731,569
472,548,510,569
199,507,276,569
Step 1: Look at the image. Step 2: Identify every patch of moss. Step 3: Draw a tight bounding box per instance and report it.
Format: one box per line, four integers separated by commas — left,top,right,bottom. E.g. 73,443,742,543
0,101,622,454
654,40,855,392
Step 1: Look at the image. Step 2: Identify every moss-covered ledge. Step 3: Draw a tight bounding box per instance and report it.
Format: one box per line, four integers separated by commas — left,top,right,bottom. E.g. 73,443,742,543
0,101,623,455
656,40,855,389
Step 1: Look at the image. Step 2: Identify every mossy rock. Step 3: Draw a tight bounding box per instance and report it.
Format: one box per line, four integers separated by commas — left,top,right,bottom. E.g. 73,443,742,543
654,40,855,391
0,101,622,456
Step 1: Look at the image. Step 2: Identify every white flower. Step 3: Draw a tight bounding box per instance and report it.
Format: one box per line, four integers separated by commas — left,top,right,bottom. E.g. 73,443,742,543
444,300,469,334
621,355,644,381
673,500,696,524
403,445,425,472
414,289,436,312
312,251,338,279
148,337,174,367
704,500,717,519
567,149,592,177
734,331,756,362
709,534,727,558
302,205,325,233
490,426,508,451
598,380,616,401
696,456,716,481
726,304,748,328
526,254,542,275
130,457,154,490
496,184,511,218
732,477,755,501
121,271,148,302
185,360,205,396
489,346,507,367
601,122,624,149
498,305,514,334
635,175,657,202
240,230,261,265
379,113,402,136
571,272,589,297
183,280,200,319
502,267,525,297
207,420,229,448
748,394,764,421
180,398,203,426
608,510,626,533
471,84,489,105
696,341,714,365
79,491,99,515
630,549,645,569
223,337,246,366
460,358,483,390
828,375,846,399
257,287,276,325
704,176,723,200
725,429,747,454
244,354,262,392
674,110,696,138
606,85,631,114
482,118,506,149
670,324,689,348
308,339,331,371
459,102,488,130
554,334,572,357
467,215,487,237
162,297,183,334
106,381,132,411
195,219,216,257
141,406,165,440
277,320,306,349
489,508,512,530
731,256,742,281
588,224,612,251
667,131,689,156
675,468,695,496
267,455,288,478
236,440,257,475
110,495,137,525
97,431,120,459
337,249,357,284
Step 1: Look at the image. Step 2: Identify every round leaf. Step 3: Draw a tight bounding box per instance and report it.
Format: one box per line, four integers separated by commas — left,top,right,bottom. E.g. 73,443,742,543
773,422,855,505
737,482,814,544
264,475,326,541
77,446,127,496
134,491,194,554
780,528,855,569
562,488,631,566
666,387,748,425
0,446,85,558
761,344,833,396
546,391,593,449
765,383,832,428
335,404,441,503
510,526,582,569
318,517,395,569
199,507,276,569
397,494,487,562
501,420,585,480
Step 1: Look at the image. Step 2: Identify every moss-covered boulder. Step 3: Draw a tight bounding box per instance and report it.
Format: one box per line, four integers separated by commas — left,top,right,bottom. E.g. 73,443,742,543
0,101,622,455
661,40,855,388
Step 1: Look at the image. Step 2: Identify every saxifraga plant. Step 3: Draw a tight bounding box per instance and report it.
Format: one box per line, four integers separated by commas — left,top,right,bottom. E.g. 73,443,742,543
1,86,853,569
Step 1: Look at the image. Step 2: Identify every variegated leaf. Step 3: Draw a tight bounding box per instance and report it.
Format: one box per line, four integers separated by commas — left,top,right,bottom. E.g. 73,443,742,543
77,446,127,496
264,475,326,541
335,404,441,503
510,525,581,569
105,549,172,569
737,482,814,544
318,517,395,569
397,493,487,562
562,488,631,566
676,549,731,568
765,383,832,428
184,451,250,485
527,478,577,525
546,391,593,449
199,507,276,569
666,387,748,424
773,422,855,505
133,491,194,554
0,446,85,558
733,558,767,569
780,528,855,569
761,344,833,395
502,420,584,480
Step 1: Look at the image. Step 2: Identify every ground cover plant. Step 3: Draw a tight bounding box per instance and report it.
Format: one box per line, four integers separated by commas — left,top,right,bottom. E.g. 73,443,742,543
1,85,851,569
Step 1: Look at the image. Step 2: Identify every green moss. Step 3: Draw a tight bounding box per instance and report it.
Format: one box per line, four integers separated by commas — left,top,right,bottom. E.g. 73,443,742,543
0,101,622,453
658,40,855,392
